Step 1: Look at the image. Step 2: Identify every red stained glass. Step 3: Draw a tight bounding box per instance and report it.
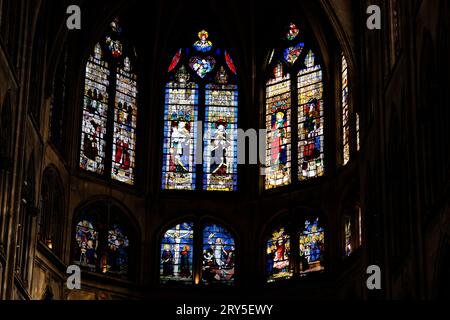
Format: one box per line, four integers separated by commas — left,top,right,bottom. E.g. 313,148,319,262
225,51,237,75
168,49,182,72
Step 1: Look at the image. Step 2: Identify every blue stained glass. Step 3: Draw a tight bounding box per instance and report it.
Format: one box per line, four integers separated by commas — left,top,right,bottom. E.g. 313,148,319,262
160,222,194,284
162,73,199,190
202,224,235,285
203,84,238,191
283,42,304,65
299,218,325,275
74,219,98,271
106,224,129,276
189,56,216,78
193,30,213,52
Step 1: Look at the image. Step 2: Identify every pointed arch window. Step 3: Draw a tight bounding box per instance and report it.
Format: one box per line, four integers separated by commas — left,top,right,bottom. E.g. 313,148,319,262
265,23,325,190
160,220,236,285
162,30,238,191
79,18,138,185
72,201,136,280
265,215,325,283
340,52,360,164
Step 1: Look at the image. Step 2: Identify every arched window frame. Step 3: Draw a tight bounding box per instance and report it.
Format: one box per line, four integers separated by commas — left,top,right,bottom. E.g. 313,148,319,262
161,30,239,192
39,166,65,258
159,217,238,287
264,210,326,283
71,199,138,281
78,17,139,186
342,203,363,258
340,51,361,165
264,22,327,191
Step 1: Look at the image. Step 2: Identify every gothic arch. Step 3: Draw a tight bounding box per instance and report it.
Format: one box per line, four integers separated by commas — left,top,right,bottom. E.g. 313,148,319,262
71,197,141,280
158,214,238,286
39,165,65,257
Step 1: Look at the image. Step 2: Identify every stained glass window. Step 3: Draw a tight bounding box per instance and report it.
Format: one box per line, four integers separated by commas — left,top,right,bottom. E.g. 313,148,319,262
266,227,292,282
298,51,324,180
162,30,238,191
203,69,238,191
299,218,325,274
112,57,137,184
162,67,199,190
225,51,237,75
202,224,235,285
73,203,134,279
286,23,300,41
106,225,129,275
283,42,304,65
79,18,138,185
160,222,194,284
168,49,182,72
265,22,327,190
80,44,109,175
344,215,352,256
193,30,213,53
342,53,350,165
265,64,291,190
74,219,99,271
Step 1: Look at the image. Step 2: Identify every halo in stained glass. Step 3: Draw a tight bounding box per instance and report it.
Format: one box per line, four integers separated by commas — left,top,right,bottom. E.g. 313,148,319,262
168,49,182,72
283,42,304,65
286,23,300,41
160,222,194,283
299,218,325,274
74,220,98,270
202,224,235,285
266,227,292,282
193,30,213,53
225,51,237,75
189,56,216,78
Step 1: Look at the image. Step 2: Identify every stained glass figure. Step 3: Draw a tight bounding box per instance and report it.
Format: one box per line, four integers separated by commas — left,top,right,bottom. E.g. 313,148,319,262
202,224,235,285
203,82,238,191
162,66,199,190
112,57,137,185
80,43,109,175
286,23,300,41
74,220,98,271
106,37,123,59
283,42,304,65
267,227,292,282
265,63,291,190
298,51,324,180
163,30,238,192
79,19,139,186
299,218,325,274
193,30,213,52
169,49,182,72
106,225,129,275
225,51,237,75
342,53,350,165
110,18,122,34
344,215,352,256
160,222,194,284
189,56,216,78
